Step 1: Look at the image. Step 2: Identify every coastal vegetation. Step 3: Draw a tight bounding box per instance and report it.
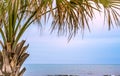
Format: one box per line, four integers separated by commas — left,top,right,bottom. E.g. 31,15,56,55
0,0,120,76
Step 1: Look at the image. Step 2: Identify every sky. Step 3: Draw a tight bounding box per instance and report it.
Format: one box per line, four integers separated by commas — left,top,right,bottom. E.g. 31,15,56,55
0,11,120,65
22,13,120,64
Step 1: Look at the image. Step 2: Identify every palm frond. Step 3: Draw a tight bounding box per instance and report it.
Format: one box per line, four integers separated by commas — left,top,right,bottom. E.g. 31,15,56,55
95,0,120,29
51,0,97,39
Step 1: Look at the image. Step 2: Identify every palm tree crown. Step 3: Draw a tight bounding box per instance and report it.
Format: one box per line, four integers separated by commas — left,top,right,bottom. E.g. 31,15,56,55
0,0,120,41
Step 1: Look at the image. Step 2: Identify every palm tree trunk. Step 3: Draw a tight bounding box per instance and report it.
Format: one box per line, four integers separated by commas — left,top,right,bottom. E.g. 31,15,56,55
0,40,29,76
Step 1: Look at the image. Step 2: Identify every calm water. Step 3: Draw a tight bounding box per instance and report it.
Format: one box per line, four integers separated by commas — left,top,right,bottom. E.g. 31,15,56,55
24,64,120,76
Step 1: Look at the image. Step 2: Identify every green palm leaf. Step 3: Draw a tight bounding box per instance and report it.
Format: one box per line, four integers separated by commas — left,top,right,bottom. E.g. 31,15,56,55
95,0,120,29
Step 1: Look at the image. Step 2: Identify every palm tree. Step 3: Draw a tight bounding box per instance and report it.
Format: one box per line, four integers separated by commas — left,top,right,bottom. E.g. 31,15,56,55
0,0,120,76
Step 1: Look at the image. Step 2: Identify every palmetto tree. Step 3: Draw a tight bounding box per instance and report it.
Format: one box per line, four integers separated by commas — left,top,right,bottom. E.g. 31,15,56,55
0,0,120,76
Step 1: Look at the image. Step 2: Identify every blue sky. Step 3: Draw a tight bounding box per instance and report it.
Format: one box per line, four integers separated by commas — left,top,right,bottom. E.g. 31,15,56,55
24,3,120,64
22,14,120,64
0,11,120,64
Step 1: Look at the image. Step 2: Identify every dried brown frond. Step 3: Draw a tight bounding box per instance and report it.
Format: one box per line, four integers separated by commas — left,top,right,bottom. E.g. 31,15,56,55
51,0,96,39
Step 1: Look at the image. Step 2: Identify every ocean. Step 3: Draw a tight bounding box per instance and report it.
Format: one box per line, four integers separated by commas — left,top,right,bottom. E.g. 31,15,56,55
24,64,120,76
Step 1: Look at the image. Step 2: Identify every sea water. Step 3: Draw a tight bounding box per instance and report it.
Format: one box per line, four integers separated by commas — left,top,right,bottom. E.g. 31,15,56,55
24,64,120,76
